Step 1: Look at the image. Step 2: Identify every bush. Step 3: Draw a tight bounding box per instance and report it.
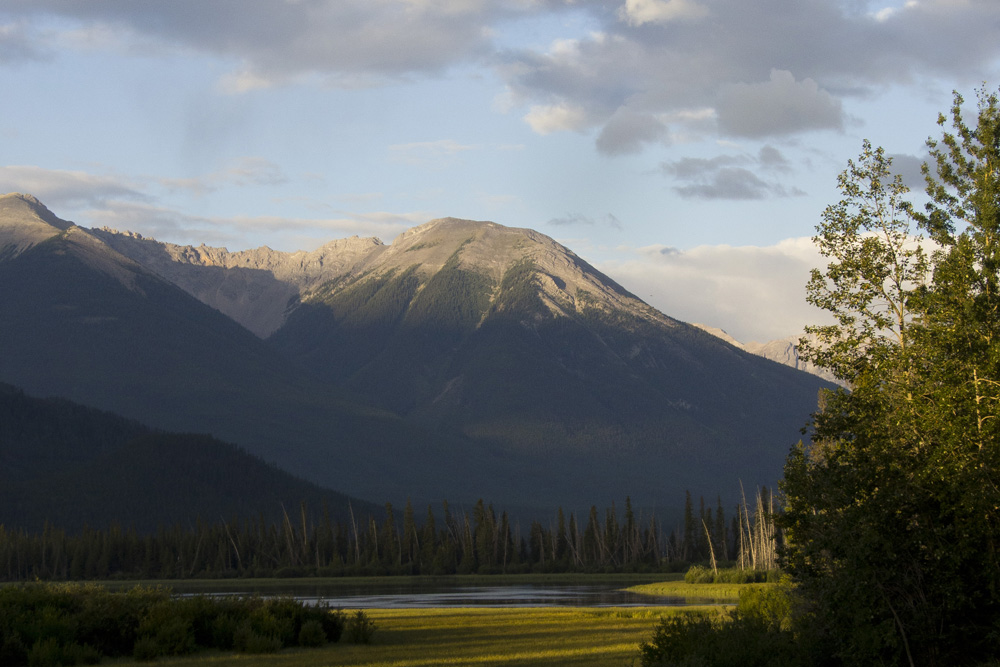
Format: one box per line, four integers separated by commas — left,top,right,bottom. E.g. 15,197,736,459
0,583,337,663
136,601,197,658
640,585,804,667
232,621,282,654
346,610,376,644
132,635,160,662
684,565,779,584
298,619,327,647
316,606,345,643
28,637,62,667
736,582,793,632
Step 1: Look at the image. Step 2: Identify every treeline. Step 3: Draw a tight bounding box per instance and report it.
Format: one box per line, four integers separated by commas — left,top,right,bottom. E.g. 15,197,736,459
0,491,777,581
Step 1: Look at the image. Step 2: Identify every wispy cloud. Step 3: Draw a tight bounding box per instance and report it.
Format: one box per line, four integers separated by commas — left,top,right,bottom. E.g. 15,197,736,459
599,237,834,343
160,157,288,196
660,146,807,200
548,212,624,230
388,140,480,167
84,199,429,251
0,165,147,208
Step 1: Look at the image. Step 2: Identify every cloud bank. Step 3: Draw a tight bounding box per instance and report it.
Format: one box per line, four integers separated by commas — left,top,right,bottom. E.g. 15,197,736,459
599,237,834,343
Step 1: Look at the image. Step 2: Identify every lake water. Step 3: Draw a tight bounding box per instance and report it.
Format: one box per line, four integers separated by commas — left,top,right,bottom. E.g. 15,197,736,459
170,581,719,609
294,584,700,608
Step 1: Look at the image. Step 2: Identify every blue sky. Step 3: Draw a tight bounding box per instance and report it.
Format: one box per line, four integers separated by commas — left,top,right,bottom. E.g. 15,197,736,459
1,0,998,342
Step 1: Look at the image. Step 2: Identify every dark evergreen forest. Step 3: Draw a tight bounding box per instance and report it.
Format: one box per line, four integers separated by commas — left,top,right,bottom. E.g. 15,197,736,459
0,492,770,581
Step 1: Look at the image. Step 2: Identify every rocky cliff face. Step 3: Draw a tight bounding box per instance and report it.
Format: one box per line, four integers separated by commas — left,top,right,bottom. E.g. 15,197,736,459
745,335,843,386
90,228,384,337
91,216,678,340
0,193,149,290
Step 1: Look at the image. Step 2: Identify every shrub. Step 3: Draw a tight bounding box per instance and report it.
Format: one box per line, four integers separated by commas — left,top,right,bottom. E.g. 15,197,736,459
0,583,337,663
232,621,282,654
346,610,376,644
136,601,197,658
318,608,345,643
639,585,805,667
684,565,779,584
132,635,160,662
298,619,327,647
683,565,714,584
736,582,793,632
27,637,62,667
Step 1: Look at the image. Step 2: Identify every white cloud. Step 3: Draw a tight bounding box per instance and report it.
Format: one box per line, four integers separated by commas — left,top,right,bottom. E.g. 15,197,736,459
160,158,288,196
217,66,281,94
0,21,49,63
0,165,146,209
598,237,834,343
2,1,507,88
524,103,591,134
618,0,709,26
82,199,429,251
501,0,1000,151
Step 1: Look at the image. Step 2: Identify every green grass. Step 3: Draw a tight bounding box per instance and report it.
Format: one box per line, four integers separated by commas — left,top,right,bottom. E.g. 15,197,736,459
110,606,721,667
626,580,776,602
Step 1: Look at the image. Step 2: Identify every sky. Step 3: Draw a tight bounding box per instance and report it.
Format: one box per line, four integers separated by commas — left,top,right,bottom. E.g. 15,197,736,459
1,0,998,343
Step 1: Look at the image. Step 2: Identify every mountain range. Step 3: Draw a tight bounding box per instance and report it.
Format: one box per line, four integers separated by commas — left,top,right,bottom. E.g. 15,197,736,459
0,382,377,532
0,192,830,523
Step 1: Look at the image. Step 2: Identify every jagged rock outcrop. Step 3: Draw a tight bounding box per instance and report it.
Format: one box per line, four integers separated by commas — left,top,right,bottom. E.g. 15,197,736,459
0,193,73,257
745,335,843,386
90,228,383,337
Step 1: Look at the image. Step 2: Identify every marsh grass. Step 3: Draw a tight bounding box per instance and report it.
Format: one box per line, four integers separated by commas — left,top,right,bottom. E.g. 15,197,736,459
113,606,715,667
625,580,775,602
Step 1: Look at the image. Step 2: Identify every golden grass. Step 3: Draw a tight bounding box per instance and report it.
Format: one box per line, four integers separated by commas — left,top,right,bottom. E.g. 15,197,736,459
111,606,721,667
626,580,775,602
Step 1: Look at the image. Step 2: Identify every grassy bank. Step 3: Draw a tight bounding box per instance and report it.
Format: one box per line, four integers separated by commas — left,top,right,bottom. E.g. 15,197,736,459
112,606,719,667
626,580,775,602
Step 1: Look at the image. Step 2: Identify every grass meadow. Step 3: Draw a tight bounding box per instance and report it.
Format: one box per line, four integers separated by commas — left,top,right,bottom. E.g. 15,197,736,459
626,579,776,601
110,605,726,667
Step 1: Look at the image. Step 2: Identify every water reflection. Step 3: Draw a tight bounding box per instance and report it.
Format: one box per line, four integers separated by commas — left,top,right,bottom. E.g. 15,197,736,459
296,585,695,608
173,581,717,608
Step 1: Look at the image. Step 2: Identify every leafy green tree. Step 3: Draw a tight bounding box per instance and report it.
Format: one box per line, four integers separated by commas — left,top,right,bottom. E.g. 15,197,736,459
800,139,928,383
782,87,1000,666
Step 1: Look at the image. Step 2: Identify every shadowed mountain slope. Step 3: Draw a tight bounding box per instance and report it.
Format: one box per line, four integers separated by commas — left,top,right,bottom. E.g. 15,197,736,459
0,383,379,532
0,194,504,508
266,218,829,506
2,194,829,514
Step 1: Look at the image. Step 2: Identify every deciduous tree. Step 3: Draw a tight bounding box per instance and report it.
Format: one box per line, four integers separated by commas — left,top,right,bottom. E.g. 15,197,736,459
782,87,1000,666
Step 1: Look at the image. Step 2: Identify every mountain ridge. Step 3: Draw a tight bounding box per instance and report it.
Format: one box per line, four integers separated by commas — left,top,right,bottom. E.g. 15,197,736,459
0,192,830,514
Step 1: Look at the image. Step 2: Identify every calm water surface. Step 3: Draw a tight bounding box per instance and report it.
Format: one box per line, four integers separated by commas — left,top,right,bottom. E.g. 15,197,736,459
170,581,717,608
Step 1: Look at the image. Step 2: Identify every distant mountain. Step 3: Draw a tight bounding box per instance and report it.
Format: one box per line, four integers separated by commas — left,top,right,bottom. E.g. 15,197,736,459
0,383,378,532
692,323,842,386
1,193,832,517
90,227,381,338
0,193,497,509
745,335,843,386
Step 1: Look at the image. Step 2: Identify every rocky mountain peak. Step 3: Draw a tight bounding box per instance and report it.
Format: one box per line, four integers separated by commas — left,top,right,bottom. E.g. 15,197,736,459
0,192,75,257
89,227,387,338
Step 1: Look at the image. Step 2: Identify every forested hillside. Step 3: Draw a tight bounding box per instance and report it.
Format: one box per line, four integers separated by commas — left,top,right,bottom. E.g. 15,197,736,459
0,384,376,532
